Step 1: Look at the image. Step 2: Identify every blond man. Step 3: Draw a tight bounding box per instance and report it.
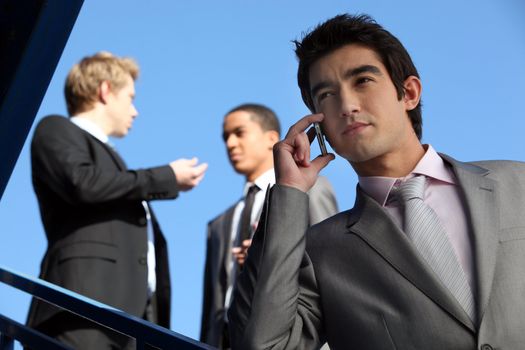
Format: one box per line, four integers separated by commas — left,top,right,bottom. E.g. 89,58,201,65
26,52,207,349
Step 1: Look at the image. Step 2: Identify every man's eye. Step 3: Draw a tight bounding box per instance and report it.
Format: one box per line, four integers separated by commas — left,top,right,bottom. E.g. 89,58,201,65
356,77,373,85
317,91,334,103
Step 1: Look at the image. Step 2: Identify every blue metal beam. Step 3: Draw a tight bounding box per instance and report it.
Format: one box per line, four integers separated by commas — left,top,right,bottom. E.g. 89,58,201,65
0,0,84,199
0,265,215,349
0,314,71,350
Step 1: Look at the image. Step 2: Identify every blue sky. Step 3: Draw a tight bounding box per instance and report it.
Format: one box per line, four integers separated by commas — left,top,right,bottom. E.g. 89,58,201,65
1,0,524,345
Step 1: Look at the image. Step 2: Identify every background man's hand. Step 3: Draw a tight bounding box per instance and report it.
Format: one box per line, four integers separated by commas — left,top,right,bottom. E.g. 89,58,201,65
274,114,334,192
232,239,252,266
169,157,208,191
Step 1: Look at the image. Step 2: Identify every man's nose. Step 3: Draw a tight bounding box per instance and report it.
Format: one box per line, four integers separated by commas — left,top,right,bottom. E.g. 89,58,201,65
226,134,238,149
339,89,360,118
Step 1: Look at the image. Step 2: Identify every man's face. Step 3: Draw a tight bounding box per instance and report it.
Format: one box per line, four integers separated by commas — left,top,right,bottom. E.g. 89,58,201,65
222,111,276,181
309,44,419,169
106,75,138,138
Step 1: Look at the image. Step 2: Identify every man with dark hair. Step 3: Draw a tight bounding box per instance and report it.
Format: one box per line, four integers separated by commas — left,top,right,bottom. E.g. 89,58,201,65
27,52,208,349
229,14,525,349
200,103,338,349
295,14,423,139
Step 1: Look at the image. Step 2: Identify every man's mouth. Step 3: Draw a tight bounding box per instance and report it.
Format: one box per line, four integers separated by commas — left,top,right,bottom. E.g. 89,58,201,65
342,122,370,136
229,153,242,162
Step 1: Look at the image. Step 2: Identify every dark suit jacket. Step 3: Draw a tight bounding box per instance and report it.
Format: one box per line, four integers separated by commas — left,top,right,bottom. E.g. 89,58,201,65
201,176,338,347
27,115,178,330
229,156,525,349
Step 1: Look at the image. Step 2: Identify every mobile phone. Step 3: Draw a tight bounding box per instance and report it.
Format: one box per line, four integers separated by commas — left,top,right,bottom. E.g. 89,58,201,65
313,122,328,156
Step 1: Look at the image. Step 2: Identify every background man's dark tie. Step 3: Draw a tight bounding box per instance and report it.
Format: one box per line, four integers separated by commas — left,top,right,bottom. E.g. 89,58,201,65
237,184,260,245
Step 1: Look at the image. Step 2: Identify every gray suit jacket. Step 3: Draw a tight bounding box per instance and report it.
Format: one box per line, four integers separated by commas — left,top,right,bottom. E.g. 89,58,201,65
229,156,525,349
201,176,338,347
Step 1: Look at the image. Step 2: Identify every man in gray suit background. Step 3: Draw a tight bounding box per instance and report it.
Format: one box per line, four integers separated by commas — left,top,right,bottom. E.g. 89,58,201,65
229,14,525,349
200,103,338,349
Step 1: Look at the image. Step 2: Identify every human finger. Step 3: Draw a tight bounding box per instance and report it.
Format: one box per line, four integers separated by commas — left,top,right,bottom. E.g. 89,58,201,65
292,131,313,166
232,247,242,255
193,162,208,175
284,113,324,140
241,239,252,250
306,126,317,144
310,153,335,173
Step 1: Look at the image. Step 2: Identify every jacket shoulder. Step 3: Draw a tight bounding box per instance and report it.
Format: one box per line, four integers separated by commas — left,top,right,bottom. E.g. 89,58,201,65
307,209,351,242
469,159,525,171
208,203,237,227
469,160,525,186
33,115,78,137
36,115,70,128
442,153,525,179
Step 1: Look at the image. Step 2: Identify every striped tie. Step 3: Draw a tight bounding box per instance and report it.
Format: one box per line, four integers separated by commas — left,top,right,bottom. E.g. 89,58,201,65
395,176,476,322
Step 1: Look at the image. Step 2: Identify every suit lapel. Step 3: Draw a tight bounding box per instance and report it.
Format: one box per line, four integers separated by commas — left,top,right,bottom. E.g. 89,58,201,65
100,141,127,170
347,187,475,331
220,207,236,281
443,155,498,324
71,120,127,171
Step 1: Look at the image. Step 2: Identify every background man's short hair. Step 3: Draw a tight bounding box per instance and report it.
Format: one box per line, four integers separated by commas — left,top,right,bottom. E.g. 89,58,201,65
225,103,281,137
65,51,139,116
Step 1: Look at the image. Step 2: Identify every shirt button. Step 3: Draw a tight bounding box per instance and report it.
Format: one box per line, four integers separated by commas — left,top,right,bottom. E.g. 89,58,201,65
480,344,493,350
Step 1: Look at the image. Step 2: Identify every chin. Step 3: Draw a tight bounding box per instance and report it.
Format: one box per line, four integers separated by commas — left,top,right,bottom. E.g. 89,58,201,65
112,131,127,138
339,148,376,163
233,165,252,177
232,165,247,175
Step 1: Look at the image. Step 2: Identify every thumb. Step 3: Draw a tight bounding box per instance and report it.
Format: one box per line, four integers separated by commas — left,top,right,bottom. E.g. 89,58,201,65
310,153,335,173
194,162,209,173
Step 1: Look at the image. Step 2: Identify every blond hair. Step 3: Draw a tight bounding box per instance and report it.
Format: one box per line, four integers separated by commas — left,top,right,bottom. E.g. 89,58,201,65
64,51,139,116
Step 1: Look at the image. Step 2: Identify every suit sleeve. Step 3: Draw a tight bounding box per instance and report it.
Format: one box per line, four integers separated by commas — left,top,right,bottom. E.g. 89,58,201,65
308,176,339,225
32,116,179,204
228,185,325,350
200,221,214,342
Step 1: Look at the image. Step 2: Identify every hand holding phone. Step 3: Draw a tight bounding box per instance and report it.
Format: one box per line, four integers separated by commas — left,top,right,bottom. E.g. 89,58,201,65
313,122,328,156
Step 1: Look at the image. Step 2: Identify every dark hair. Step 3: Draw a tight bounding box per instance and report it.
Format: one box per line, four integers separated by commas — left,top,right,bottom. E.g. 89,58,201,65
294,14,423,139
225,103,281,137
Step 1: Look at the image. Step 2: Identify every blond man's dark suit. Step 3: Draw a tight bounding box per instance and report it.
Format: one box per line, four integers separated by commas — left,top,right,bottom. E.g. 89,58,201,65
27,115,178,342
201,176,338,347
229,155,525,350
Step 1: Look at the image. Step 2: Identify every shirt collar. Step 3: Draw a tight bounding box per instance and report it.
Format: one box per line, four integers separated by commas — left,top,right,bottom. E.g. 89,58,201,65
358,144,456,206
243,168,275,196
70,116,109,144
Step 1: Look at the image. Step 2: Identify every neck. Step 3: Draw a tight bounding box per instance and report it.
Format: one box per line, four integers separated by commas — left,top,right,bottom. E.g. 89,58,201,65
74,106,111,136
245,162,273,183
352,141,426,178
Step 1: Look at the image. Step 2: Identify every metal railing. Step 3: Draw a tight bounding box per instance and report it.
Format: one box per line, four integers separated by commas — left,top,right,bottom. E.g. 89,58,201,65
0,1,215,348
0,265,215,349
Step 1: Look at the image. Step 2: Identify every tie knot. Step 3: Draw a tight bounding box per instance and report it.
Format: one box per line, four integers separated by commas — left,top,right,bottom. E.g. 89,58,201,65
246,185,260,197
394,175,426,203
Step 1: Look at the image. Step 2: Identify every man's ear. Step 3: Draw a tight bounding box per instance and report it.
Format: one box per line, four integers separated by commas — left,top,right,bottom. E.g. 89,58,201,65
99,81,112,104
266,130,280,149
403,76,422,111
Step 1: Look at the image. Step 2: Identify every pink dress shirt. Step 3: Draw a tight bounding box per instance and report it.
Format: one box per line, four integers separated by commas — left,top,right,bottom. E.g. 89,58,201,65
358,145,476,295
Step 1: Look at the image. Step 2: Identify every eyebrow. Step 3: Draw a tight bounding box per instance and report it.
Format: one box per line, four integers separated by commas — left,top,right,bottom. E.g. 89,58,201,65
310,64,382,98
222,126,244,141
